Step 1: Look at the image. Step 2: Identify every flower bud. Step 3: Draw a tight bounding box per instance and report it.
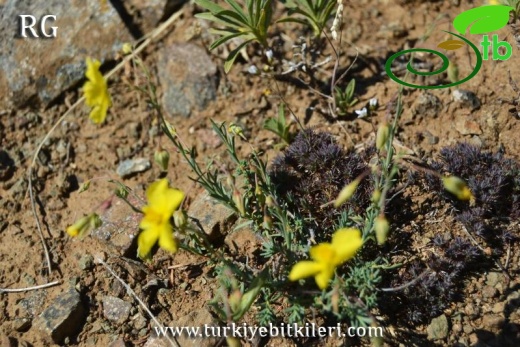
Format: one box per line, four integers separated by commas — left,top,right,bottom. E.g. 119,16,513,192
233,189,246,216
229,289,242,313
371,189,381,204
263,210,273,230
376,122,390,151
226,336,242,347
173,210,187,229
67,213,102,238
122,43,133,55
154,148,170,172
334,179,360,207
374,214,389,245
442,176,473,200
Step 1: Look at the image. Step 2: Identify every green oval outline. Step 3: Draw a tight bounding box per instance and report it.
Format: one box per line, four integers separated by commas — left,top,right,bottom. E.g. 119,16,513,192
384,31,482,89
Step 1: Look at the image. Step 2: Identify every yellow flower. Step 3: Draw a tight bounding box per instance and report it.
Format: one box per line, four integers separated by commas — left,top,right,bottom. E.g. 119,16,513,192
137,179,185,259
442,176,474,201
83,57,112,124
289,228,363,290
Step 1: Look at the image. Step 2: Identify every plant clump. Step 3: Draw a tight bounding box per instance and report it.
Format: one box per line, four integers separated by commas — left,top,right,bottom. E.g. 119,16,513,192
269,129,373,239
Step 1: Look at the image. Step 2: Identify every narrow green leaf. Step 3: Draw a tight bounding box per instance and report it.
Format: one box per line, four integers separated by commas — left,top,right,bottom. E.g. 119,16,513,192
225,0,249,23
209,31,246,50
224,39,252,73
194,0,226,13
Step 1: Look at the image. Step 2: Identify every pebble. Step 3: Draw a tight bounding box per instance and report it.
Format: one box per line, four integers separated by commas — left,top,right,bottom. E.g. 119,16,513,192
482,285,498,299
116,158,151,177
427,314,449,340
452,89,481,109
157,43,218,118
188,190,237,239
78,254,94,271
481,314,505,330
34,288,85,344
102,296,132,325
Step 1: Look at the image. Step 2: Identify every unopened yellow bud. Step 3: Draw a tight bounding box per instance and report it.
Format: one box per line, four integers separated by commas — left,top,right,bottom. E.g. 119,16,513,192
233,189,246,216
334,179,360,207
376,122,390,151
374,215,390,245
263,209,273,230
164,120,177,137
228,123,246,140
226,336,242,347
371,189,382,204
122,43,133,55
229,289,242,313
442,176,473,200
154,148,170,172
173,210,187,229
66,213,102,238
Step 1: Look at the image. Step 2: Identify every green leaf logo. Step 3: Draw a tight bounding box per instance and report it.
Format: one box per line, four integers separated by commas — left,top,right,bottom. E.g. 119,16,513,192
453,5,514,35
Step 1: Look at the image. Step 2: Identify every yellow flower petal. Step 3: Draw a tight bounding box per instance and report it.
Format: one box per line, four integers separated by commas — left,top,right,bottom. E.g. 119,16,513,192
158,224,177,253
288,261,322,281
146,179,184,217
137,226,160,259
314,266,335,290
309,243,335,263
331,228,363,265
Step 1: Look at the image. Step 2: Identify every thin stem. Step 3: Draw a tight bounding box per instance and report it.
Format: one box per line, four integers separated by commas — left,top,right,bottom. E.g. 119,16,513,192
0,281,60,294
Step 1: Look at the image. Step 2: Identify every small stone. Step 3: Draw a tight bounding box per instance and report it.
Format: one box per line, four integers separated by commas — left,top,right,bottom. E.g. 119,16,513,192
143,336,169,347
481,314,505,330
173,308,217,347
455,118,482,135
116,158,151,177
411,92,442,119
452,89,480,109
427,314,449,340
35,288,85,344
108,338,128,347
102,296,132,325
78,254,94,271
465,304,480,318
482,285,498,299
132,313,147,330
188,191,237,239
485,272,501,287
157,43,218,118
463,323,473,334
452,323,462,334
224,226,261,258
492,302,505,314
12,318,31,332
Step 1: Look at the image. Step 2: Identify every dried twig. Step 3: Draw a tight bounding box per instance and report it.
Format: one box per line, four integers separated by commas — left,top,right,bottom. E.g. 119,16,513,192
0,280,60,294
96,257,179,347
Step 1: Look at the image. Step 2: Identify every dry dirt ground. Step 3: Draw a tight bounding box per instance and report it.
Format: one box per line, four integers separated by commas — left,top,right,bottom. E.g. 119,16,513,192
1,0,520,346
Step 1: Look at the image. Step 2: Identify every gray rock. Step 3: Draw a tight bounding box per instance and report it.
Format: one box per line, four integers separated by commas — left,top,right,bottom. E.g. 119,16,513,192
173,308,217,347
188,190,236,239
132,313,147,330
35,288,85,344
116,158,151,177
91,196,141,256
427,314,449,340
12,318,31,332
412,92,442,119
452,89,481,110
121,0,182,32
224,225,261,258
485,272,501,287
481,314,505,330
482,285,498,299
158,43,218,118
78,254,94,271
102,296,132,325
0,1,132,109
